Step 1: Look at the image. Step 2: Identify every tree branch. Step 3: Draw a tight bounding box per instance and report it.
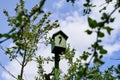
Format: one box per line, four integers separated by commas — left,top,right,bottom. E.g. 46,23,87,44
82,4,120,79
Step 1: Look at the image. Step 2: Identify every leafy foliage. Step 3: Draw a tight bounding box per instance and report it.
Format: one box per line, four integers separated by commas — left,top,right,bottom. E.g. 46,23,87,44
0,0,59,79
88,17,98,28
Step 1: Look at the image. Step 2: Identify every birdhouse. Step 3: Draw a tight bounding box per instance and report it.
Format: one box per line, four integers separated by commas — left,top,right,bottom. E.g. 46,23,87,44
51,30,68,54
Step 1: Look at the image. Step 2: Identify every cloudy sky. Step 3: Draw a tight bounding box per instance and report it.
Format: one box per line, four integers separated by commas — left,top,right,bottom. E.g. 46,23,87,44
0,0,120,80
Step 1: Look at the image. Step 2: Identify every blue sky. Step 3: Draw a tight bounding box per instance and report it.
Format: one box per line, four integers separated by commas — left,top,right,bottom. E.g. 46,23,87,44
0,0,120,80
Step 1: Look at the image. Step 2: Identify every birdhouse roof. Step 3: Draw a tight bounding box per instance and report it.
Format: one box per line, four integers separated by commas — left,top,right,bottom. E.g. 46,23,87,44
52,30,68,40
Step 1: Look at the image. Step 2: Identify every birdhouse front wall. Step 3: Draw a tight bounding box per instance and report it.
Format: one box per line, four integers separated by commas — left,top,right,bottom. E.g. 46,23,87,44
54,34,66,48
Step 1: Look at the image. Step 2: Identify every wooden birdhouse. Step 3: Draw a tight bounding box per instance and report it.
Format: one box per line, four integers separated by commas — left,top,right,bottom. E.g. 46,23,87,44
51,30,68,54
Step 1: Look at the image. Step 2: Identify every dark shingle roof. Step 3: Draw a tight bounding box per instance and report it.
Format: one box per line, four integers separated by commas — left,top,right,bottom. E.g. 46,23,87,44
52,30,68,40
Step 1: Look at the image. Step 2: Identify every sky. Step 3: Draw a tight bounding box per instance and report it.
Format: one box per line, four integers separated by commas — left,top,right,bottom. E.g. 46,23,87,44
0,0,120,80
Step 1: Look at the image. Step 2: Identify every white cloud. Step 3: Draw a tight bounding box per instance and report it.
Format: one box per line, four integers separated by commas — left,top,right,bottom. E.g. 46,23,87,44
53,0,65,9
24,61,38,80
104,42,120,56
60,11,96,53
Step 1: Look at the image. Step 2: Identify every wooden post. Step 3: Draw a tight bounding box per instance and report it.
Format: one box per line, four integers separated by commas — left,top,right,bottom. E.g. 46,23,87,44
54,53,60,80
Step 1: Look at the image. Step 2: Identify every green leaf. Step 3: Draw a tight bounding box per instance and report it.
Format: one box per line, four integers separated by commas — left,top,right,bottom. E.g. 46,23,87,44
66,0,75,3
98,39,102,43
86,0,90,2
0,34,3,38
99,55,103,59
66,0,69,2
80,51,90,60
97,45,103,50
92,42,98,48
2,34,11,38
110,18,115,23
102,13,108,20
85,30,92,35
84,3,88,7
6,48,11,54
98,31,104,38
3,9,9,16
98,22,104,27
18,75,22,80
100,48,107,54
103,26,114,35
88,17,98,28
40,0,46,8
94,57,104,65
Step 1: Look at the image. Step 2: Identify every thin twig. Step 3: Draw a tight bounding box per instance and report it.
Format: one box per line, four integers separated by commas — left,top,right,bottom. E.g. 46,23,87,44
0,45,6,52
0,62,17,79
0,45,22,66
15,58,22,66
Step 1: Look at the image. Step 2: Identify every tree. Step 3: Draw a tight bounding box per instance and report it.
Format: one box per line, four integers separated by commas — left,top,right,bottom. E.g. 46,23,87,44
0,0,120,80
0,0,59,80
62,0,119,79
